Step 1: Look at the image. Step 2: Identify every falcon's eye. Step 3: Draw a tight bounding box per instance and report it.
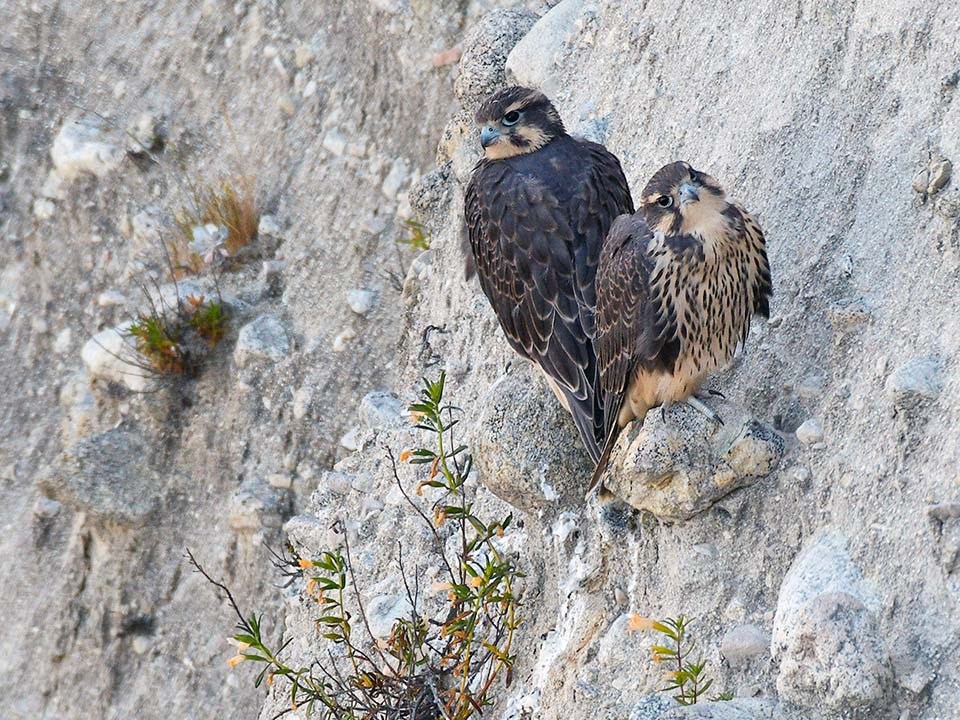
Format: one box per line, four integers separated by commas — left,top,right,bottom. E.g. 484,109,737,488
502,110,521,126
656,195,674,208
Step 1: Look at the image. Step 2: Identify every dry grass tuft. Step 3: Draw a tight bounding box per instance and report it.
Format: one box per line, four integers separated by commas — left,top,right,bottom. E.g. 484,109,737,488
171,175,259,277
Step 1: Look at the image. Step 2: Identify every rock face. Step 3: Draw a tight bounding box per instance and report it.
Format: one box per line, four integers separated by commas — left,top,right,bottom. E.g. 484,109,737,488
3,1,960,720
471,366,592,512
38,429,164,524
605,400,785,521
771,532,892,714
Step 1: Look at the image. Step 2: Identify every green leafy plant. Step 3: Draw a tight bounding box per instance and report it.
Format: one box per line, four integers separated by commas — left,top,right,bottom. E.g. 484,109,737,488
128,312,185,374
631,614,731,705
192,373,522,719
120,290,228,377
398,219,431,252
188,296,227,346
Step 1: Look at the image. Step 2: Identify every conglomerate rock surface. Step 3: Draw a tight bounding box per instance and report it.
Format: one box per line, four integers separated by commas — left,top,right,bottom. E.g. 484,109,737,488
1,1,958,719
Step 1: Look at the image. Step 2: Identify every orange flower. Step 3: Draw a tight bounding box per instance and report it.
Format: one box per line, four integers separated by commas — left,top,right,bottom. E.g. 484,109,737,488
431,581,453,594
409,410,425,424
627,614,655,632
227,653,246,668
469,576,483,588
298,558,313,569
399,449,412,463
306,578,318,596
429,457,440,479
650,647,664,663
433,507,447,526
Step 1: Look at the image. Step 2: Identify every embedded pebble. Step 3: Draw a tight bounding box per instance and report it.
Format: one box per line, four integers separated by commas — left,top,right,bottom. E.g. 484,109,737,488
885,356,943,408
257,214,281,237
346,289,376,316
720,624,770,667
322,129,348,157
233,315,291,367
795,418,824,445
51,116,124,180
332,328,356,352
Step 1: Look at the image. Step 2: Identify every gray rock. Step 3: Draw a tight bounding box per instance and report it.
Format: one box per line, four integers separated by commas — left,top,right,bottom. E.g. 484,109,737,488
358,391,406,431
471,366,591,511
454,9,538,105
772,532,890,714
81,323,154,392
885,357,943,408
721,624,770,667
629,695,675,720
347,288,376,316
323,128,349,156
228,479,291,531
234,315,291,367
776,592,892,713
659,700,777,719
381,158,409,201
794,418,823,445
606,400,784,521
51,115,124,180
365,593,414,638
258,214,282,237
38,429,163,524
505,0,585,92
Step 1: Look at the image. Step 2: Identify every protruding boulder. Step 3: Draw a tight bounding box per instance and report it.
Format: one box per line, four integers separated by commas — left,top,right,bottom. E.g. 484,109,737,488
772,532,892,715
470,366,591,512
604,399,784,521
454,9,538,106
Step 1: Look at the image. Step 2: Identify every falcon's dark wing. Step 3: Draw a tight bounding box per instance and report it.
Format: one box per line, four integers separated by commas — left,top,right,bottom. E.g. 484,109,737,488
590,213,675,487
464,140,632,463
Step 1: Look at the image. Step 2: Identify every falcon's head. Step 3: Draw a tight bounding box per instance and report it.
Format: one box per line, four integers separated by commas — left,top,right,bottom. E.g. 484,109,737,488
474,86,565,160
640,161,730,237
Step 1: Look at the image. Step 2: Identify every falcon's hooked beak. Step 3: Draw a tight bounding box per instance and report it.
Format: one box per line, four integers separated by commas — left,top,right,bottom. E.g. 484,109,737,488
678,182,700,206
480,126,501,148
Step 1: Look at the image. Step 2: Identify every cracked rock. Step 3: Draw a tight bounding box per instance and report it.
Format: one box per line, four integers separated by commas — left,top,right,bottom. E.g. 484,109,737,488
51,115,124,180
38,429,164,524
471,366,591,512
454,9,538,106
234,315,291,367
605,398,784,521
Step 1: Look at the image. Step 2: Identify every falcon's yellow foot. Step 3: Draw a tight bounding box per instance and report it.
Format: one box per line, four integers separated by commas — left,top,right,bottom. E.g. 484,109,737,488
685,395,724,426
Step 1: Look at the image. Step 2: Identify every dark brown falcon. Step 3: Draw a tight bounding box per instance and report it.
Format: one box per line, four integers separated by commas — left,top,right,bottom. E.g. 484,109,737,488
464,86,634,463
590,161,772,489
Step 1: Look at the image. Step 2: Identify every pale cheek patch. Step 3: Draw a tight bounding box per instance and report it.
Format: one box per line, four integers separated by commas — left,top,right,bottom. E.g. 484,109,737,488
484,138,526,160
681,193,731,242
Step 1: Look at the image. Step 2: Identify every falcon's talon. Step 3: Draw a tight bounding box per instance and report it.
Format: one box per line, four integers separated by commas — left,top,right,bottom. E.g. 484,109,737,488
704,388,726,399
685,396,724,426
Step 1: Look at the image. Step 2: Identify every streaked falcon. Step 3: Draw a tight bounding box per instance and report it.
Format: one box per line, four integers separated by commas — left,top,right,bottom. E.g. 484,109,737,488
590,161,772,488
464,86,634,463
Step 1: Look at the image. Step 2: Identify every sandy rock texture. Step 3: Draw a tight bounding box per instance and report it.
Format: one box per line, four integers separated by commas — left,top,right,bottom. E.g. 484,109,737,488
1,0,959,719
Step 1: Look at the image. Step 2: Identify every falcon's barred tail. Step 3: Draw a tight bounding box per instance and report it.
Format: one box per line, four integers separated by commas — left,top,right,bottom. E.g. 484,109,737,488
587,400,642,494
587,431,615,494
561,387,602,465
